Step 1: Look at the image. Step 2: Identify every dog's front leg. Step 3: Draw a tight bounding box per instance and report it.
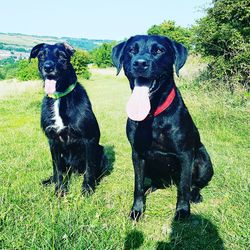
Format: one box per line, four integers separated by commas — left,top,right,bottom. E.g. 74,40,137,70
175,152,193,220
82,140,96,195
130,151,146,221
50,143,65,196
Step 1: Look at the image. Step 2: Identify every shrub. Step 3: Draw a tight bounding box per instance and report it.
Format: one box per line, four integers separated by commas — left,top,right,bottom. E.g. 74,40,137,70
193,0,250,91
147,20,193,50
16,59,40,81
0,61,19,80
0,70,5,80
91,42,115,68
71,50,91,79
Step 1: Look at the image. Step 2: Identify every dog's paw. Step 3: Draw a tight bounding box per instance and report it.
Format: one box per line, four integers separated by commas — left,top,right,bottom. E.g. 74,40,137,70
55,184,68,197
174,204,190,221
41,176,54,186
130,209,143,221
130,201,145,221
82,185,95,196
55,188,67,197
191,193,203,204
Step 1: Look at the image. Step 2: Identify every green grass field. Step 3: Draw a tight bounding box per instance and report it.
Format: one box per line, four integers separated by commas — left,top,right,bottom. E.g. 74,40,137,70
0,69,249,249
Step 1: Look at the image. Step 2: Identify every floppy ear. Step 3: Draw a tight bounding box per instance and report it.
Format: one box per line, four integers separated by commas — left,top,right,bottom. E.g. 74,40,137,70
29,43,45,61
171,41,188,77
62,42,76,57
112,41,127,75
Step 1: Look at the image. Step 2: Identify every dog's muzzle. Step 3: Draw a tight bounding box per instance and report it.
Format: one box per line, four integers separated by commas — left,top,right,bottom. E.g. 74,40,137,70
43,61,55,74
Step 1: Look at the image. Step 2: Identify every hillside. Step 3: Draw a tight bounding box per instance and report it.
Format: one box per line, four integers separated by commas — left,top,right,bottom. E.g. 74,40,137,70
0,67,249,249
0,32,113,61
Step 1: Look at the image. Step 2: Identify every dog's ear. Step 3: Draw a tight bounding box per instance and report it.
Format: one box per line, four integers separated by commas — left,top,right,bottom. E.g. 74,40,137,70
29,43,45,61
112,41,127,75
171,41,188,77
62,42,76,57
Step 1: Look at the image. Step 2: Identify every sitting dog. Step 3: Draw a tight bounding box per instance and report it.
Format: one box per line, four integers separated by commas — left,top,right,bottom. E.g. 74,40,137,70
112,35,213,220
30,43,106,196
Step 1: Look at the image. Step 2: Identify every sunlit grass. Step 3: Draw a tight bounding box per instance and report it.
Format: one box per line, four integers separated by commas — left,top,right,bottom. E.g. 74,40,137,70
0,68,249,249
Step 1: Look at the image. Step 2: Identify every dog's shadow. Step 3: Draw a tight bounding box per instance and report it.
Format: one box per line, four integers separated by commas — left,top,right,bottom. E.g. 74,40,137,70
124,229,144,250
123,215,224,250
98,144,115,181
156,215,224,250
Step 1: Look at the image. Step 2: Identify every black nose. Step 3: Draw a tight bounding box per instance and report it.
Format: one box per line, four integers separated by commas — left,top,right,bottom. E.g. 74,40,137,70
44,61,55,73
133,59,149,70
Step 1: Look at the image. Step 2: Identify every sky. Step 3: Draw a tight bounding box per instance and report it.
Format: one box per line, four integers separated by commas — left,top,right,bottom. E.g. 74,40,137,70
0,0,212,40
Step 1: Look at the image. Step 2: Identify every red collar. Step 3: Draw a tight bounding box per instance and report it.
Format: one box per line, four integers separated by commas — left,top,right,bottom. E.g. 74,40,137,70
153,87,176,116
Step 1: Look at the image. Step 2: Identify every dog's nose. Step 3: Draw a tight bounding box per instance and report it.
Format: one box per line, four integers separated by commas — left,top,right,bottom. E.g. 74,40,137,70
133,59,149,70
44,61,55,73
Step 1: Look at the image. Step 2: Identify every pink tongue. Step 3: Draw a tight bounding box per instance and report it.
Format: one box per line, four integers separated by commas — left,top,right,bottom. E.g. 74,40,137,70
126,86,151,121
44,79,56,95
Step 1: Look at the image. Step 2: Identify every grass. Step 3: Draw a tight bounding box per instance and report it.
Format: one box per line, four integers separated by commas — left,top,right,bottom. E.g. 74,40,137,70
0,67,249,249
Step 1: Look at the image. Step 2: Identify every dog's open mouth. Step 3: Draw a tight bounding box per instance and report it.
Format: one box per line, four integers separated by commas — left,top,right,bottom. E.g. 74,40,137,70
126,78,157,121
44,78,56,95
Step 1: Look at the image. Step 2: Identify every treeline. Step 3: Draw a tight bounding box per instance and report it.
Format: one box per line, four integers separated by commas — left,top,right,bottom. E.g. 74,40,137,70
0,0,249,90
147,0,249,91
0,51,91,81
0,43,29,52
0,44,114,81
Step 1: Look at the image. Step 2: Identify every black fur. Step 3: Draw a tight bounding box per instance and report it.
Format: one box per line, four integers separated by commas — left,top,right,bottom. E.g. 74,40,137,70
112,35,213,221
30,43,106,196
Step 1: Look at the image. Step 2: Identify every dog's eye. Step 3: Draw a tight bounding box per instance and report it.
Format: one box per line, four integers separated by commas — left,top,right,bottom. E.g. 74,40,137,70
155,48,164,55
59,55,67,61
58,53,67,63
129,48,137,54
59,58,67,64
38,53,45,60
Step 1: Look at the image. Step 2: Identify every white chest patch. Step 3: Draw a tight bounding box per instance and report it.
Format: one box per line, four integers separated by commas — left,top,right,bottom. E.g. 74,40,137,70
51,99,65,132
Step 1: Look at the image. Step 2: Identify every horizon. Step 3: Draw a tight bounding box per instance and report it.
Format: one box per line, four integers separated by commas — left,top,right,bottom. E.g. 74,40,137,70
0,32,113,41
0,0,212,40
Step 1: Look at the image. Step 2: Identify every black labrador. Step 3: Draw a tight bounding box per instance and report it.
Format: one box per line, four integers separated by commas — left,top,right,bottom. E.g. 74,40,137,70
30,43,106,196
112,35,213,221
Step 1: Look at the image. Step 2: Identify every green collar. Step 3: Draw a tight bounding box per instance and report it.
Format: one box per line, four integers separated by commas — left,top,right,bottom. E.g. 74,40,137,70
48,81,77,99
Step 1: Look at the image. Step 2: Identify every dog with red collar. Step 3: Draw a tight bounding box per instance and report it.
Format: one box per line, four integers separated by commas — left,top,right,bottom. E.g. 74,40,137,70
112,35,214,221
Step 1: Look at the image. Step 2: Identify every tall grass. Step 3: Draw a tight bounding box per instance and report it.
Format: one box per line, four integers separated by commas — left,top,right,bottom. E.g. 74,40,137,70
0,68,249,249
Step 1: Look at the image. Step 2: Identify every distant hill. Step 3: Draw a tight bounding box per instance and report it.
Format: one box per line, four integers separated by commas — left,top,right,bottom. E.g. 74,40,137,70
0,32,113,61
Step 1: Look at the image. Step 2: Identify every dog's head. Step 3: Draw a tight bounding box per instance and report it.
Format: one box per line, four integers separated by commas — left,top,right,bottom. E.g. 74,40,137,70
112,35,187,83
29,43,76,95
112,35,187,121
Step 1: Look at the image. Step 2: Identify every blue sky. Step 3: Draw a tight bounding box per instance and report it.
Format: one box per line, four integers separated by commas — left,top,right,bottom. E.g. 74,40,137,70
0,0,212,40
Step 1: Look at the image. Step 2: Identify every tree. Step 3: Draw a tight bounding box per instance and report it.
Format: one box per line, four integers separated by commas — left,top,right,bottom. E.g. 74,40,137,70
71,49,91,79
91,42,115,68
147,20,193,50
193,0,249,90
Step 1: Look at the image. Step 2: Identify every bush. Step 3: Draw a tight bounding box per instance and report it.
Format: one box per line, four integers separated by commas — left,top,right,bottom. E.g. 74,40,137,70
193,0,250,91
0,61,19,80
91,42,115,68
71,50,91,79
0,70,4,80
0,58,40,81
16,59,40,81
147,20,193,50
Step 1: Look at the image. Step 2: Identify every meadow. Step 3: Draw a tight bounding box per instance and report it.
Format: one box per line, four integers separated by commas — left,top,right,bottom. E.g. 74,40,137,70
0,64,249,249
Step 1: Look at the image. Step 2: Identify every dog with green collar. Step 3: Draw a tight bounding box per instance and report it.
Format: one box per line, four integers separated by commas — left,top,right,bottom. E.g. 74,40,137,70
30,42,107,196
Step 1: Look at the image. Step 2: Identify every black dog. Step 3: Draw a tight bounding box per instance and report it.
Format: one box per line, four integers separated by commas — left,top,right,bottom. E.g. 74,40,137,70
112,35,213,221
30,43,106,196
